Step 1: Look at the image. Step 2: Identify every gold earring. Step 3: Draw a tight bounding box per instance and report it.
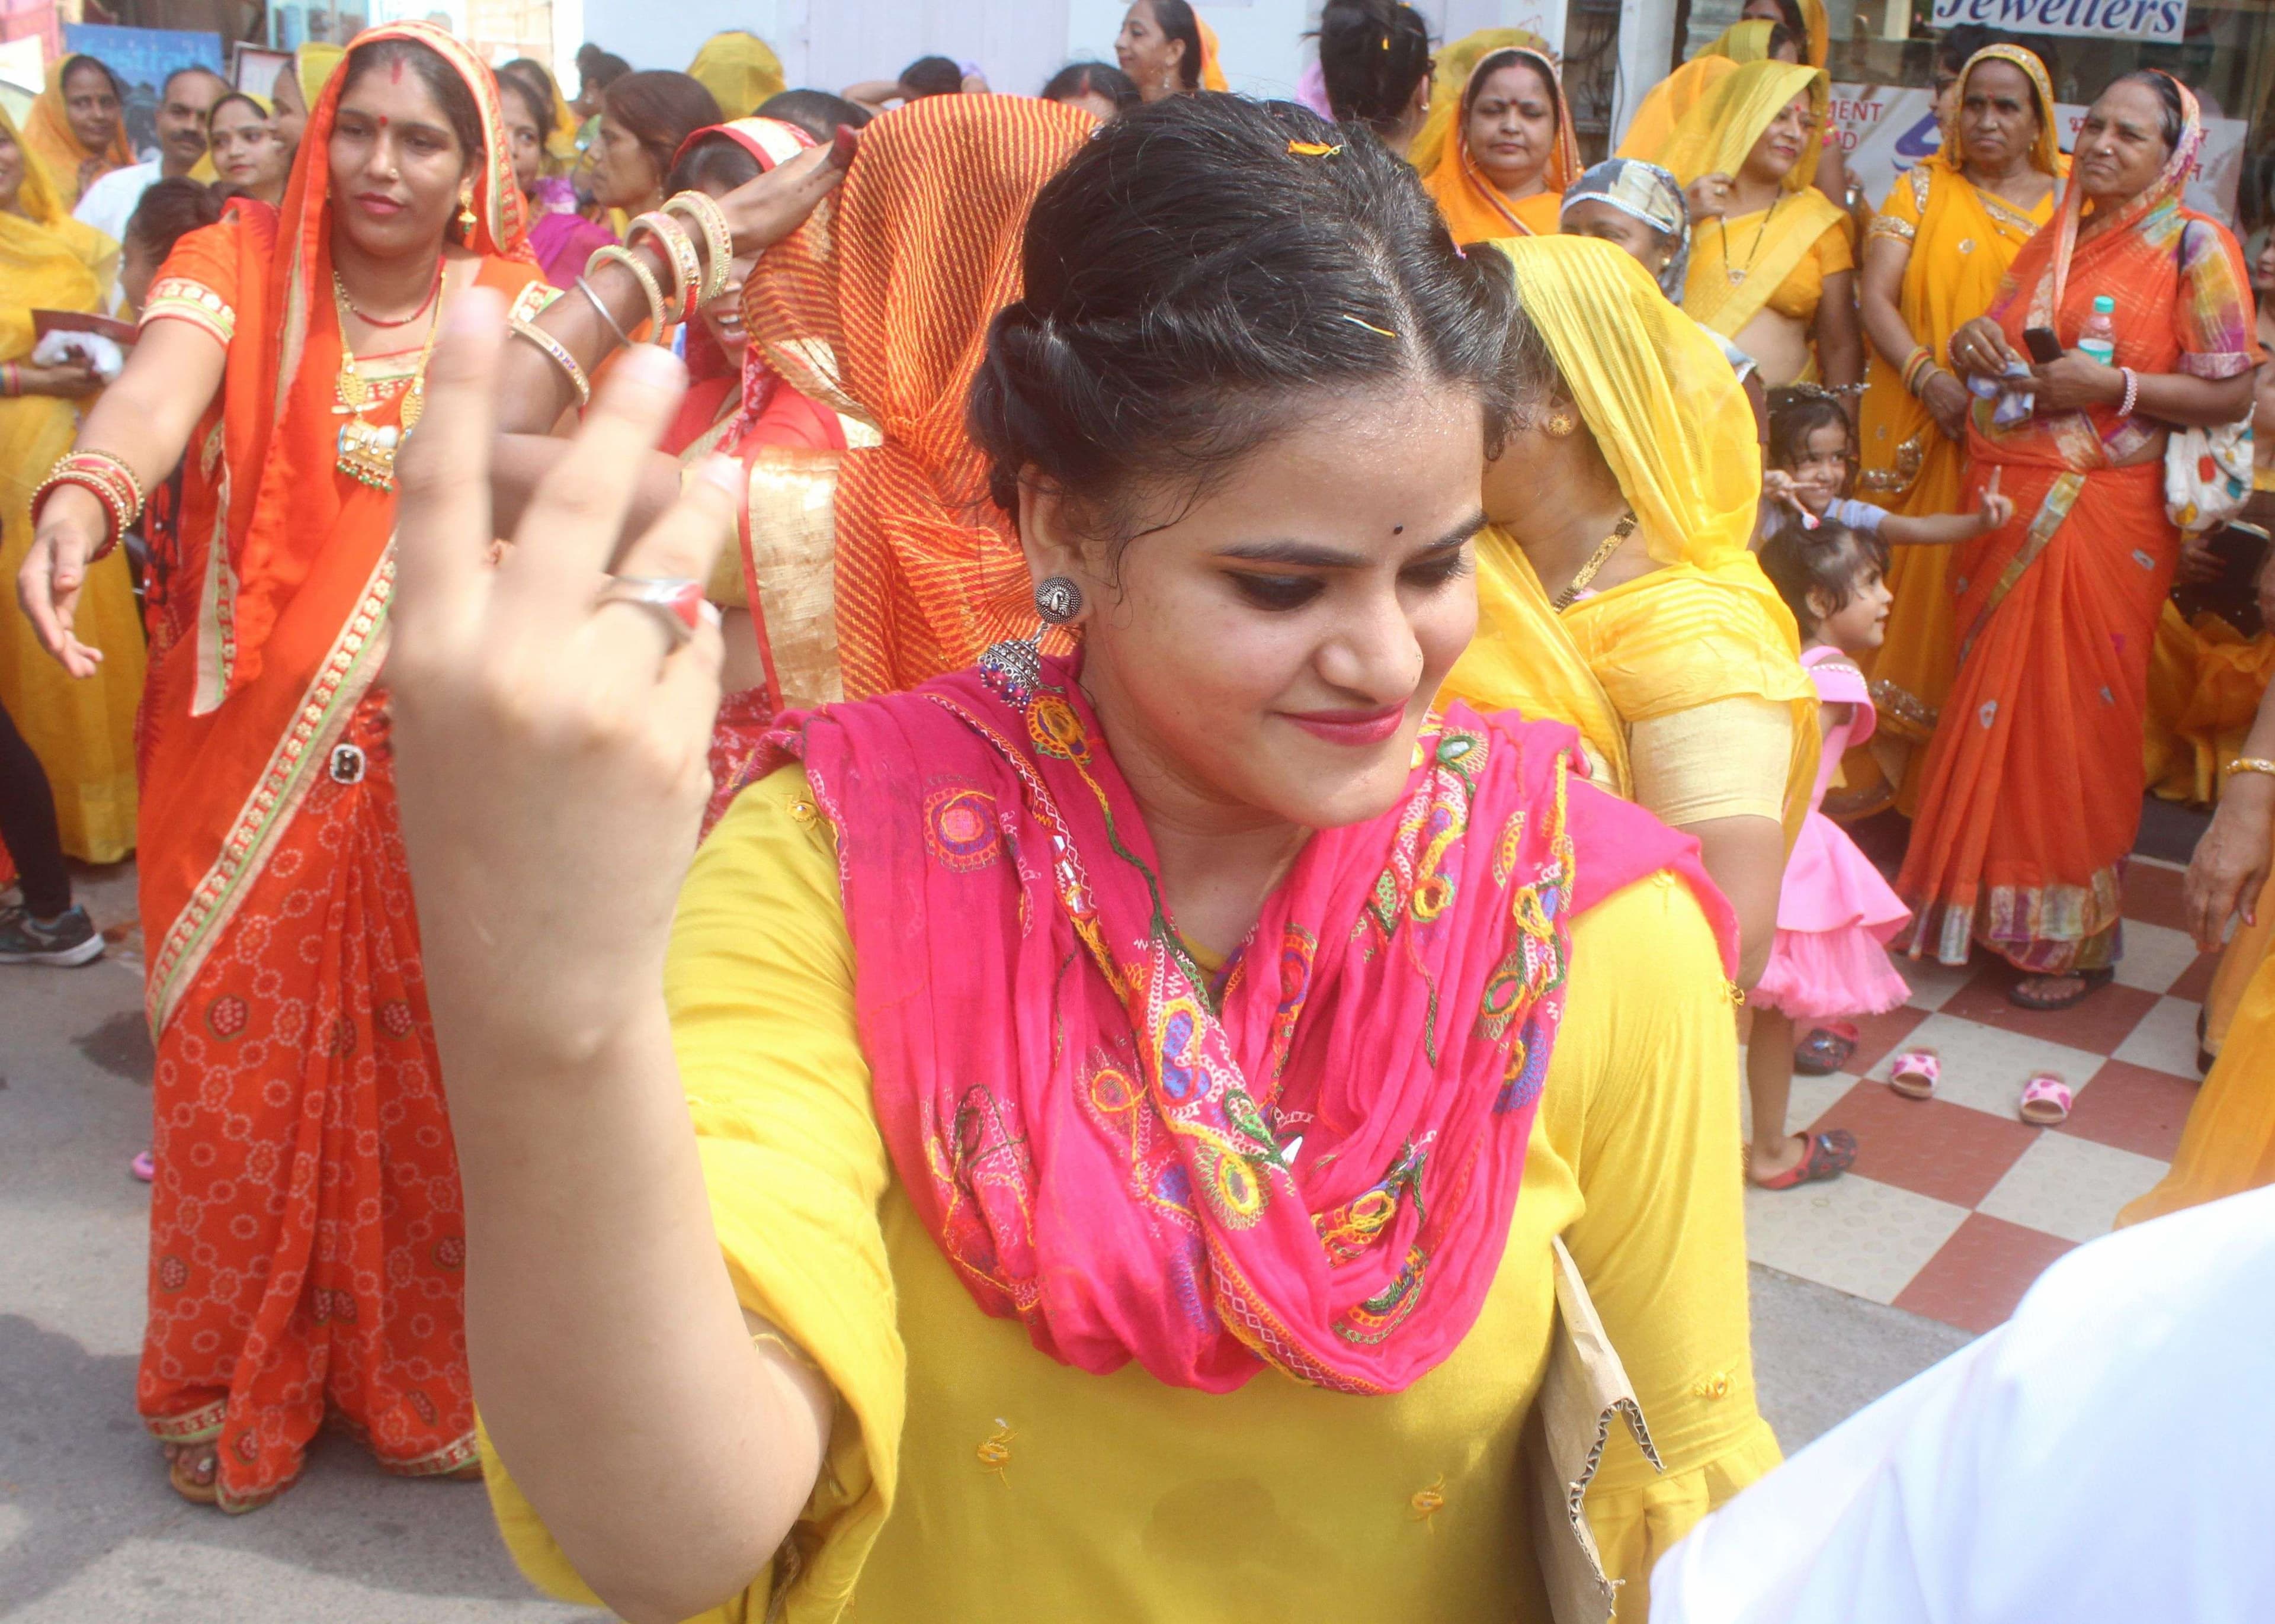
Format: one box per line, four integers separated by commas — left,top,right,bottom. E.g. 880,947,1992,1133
456,189,476,233
1545,409,1578,437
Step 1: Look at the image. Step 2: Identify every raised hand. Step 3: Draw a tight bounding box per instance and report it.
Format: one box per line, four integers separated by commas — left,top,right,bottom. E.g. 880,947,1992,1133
716,128,855,259
389,287,743,1069
1686,171,1734,223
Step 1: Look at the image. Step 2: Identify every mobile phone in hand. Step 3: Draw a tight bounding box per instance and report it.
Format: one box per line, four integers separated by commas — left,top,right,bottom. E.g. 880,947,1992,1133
2022,327,2063,365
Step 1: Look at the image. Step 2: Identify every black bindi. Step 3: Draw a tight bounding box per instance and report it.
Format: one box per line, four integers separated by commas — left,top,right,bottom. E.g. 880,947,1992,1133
1392,524,1404,534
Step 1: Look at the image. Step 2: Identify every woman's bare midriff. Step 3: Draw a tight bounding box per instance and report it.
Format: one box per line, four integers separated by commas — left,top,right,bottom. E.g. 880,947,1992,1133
1729,307,1813,388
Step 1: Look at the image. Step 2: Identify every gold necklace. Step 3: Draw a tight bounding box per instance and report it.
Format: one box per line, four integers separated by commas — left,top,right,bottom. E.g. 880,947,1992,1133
1722,191,1783,285
332,264,444,491
1553,510,1638,611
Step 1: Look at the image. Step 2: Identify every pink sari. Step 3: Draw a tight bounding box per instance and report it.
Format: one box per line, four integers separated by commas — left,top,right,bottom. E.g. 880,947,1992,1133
757,658,1733,1394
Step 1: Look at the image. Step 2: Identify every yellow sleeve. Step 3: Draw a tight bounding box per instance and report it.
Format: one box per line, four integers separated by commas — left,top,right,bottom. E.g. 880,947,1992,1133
1814,217,1855,277
480,764,902,1624
1558,873,1783,1620
1628,696,1795,825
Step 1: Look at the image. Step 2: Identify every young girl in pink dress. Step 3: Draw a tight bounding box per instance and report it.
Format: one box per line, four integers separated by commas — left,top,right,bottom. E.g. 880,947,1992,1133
1745,517,1914,1188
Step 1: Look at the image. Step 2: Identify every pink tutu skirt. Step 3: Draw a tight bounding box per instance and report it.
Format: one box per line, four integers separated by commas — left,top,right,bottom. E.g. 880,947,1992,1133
1753,808,1912,1024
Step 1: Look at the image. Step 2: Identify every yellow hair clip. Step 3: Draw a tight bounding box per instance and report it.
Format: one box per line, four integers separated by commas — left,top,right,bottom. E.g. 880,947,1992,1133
1341,314,1397,338
1287,139,1345,157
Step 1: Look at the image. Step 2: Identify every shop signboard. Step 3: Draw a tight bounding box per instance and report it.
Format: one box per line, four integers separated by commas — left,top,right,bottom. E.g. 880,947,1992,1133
1928,0,2186,46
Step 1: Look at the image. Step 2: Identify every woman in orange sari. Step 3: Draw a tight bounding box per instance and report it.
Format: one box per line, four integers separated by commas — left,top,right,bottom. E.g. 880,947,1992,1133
15,21,546,1511
1416,37,1580,245
1911,72,2258,1014
23,54,132,210
1854,44,2062,813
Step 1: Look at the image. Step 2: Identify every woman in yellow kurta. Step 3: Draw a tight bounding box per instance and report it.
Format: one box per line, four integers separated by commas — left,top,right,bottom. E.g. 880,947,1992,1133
0,106,141,861
1444,235,1816,992
402,98,1775,1624
1651,59,1860,392
1853,45,2062,814
1616,18,1794,166
1416,37,1580,245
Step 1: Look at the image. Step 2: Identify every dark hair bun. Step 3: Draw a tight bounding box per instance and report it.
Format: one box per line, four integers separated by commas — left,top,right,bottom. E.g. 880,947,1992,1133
967,94,1514,533
1316,0,1433,134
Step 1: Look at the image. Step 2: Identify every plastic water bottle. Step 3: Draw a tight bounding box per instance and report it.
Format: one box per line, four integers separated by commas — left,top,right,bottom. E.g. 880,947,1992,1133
2078,296,2117,367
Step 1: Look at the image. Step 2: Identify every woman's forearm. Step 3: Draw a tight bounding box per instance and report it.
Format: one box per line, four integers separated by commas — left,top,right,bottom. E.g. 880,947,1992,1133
498,246,675,433
64,322,224,487
452,1000,829,1624
1680,813,1789,990
2139,367,2254,428
492,432,685,543
1815,273,1864,400
1856,239,1920,373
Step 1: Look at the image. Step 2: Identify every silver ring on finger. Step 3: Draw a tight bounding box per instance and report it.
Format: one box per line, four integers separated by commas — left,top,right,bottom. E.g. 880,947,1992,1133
595,575,705,651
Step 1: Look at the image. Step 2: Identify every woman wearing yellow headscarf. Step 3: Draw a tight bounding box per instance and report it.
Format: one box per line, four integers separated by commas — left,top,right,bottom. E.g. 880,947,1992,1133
1616,19,1796,164
0,106,140,862
687,31,787,119
1853,44,2063,814
23,55,132,211
1414,37,1580,245
1652,58,1859,391
1443,235,1816,994
269,41,344,159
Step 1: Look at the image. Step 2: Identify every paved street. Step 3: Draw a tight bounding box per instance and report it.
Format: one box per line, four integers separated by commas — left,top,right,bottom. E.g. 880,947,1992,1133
2,861,1968,1622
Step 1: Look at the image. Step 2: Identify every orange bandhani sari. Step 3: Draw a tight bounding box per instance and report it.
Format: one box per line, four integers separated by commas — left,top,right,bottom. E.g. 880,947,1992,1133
741,94,1091,701
1856,45,2062,813
129,21,540,1511
1898,78,2261,973
1417,44,1580,247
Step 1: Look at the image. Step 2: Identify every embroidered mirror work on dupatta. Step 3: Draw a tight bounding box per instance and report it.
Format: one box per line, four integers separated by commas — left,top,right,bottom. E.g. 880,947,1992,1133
753,659,1594,1397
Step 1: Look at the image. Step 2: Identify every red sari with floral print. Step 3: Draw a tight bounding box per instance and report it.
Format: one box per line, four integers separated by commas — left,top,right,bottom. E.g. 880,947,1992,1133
130,23,541,1510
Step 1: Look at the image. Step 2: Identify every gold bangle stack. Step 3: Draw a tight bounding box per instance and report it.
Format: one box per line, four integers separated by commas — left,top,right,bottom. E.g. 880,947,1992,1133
663,190,734,306
31,450,145,561
2228,756,2275,782
585,244,670,341
626,210,703,326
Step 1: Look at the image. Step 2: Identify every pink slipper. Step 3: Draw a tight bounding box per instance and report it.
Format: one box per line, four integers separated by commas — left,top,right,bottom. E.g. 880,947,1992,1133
2019,1072,2072,1125
130,1150,155,1182
1888,1048,1940,1100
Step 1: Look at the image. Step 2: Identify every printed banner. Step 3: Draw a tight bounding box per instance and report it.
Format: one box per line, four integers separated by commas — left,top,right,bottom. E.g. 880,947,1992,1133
1928,0,2186,46
1829,81,2244,223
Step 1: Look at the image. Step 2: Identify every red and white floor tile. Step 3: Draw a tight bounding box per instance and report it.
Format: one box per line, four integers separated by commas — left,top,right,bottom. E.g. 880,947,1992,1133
1742,857,2211,1334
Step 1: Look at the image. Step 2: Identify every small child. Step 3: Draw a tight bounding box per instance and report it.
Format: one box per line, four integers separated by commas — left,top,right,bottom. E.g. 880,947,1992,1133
1761,386,2013,545
1744,517,1917,1189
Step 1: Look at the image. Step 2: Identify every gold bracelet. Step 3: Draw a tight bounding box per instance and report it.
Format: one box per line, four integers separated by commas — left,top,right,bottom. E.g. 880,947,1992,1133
586,244,669,340
626,210,703,326
2228,757,2275,781
508,315,590,407
663,189,733,305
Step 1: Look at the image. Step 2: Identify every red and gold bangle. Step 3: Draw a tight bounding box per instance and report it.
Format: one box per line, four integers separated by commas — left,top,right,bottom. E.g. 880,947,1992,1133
1901,345,1936,394
0,361,20,397
585,244,669,340
31,450,145,561
662,190,733,306
625,210,703,326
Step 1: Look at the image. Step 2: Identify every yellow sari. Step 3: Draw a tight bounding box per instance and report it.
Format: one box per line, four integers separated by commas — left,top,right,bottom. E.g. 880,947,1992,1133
1858,46,2062,811
1652,61,1847,344
1443,236,1817,843
688,31,788,119
1616,20,1777,164
0,106,142,861
22,69,134,212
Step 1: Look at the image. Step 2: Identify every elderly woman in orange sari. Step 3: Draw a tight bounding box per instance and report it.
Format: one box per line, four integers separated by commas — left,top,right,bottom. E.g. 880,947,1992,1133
23,54,132,210
1911,72,2259,1021
15,22,552,1512
1651,59,1861,394
1443,236,1817,999
1415,35,1579,245
1851,46,2061,814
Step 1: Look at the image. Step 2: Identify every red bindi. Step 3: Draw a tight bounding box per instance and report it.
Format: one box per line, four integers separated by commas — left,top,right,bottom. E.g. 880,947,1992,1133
377,114,389,129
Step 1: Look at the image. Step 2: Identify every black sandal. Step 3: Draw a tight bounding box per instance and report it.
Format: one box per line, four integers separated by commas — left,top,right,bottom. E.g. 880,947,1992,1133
1750,1129,1859,1190
2007,965,2114,1012
1794,1022,1860,1077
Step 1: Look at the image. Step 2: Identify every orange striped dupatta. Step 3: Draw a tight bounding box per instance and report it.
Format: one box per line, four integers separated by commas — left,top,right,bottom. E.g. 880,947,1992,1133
139,20,534,1032
741,94,1091,699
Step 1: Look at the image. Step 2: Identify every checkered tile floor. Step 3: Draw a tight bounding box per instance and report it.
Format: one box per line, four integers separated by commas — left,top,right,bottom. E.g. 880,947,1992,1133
1743,856,2210,1333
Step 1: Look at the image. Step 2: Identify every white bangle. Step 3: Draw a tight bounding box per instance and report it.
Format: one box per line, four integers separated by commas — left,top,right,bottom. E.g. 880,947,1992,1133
2117,366,2139,419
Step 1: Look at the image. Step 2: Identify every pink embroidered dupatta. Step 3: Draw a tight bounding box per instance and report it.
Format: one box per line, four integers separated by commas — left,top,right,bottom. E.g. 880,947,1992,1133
760,658,1733,1394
